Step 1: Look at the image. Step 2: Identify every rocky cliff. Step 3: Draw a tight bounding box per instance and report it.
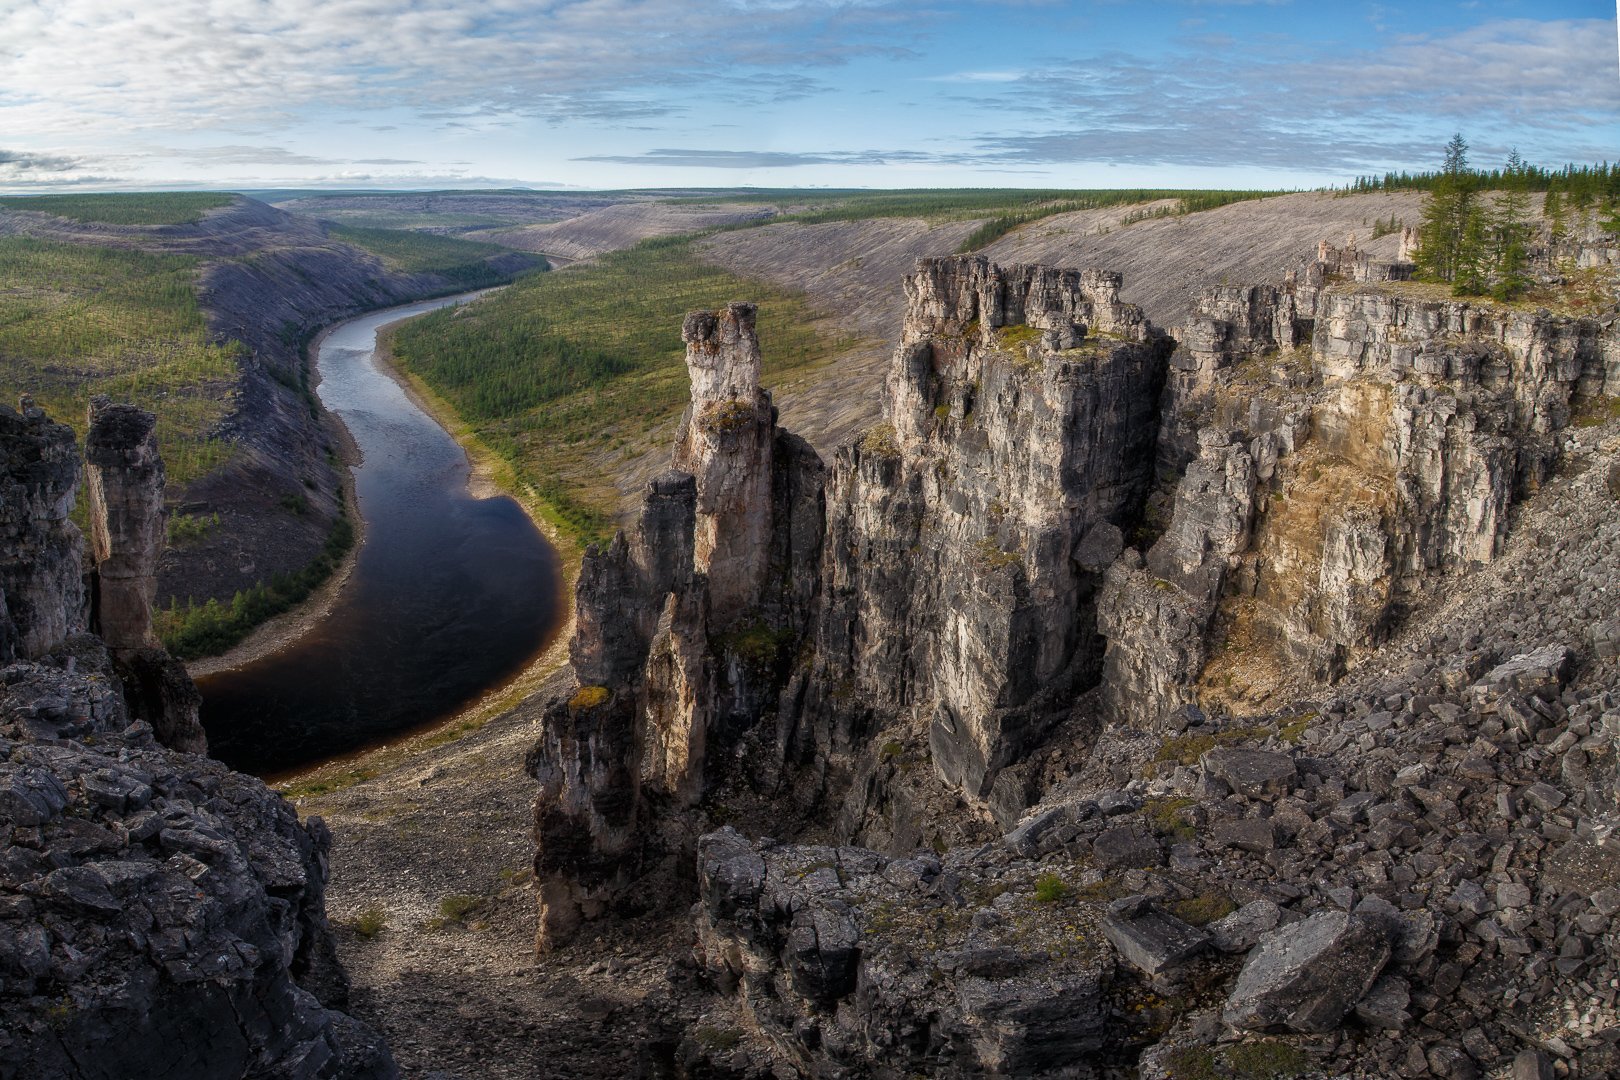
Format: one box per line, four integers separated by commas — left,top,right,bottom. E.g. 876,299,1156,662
527,302,825,946
0,398,393,1078
789,258,1172,821
1100,241,1620,727
528,246,1620,1077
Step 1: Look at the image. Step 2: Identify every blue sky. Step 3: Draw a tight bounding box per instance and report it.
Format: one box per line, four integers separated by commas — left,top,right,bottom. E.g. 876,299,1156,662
1,0,1615,192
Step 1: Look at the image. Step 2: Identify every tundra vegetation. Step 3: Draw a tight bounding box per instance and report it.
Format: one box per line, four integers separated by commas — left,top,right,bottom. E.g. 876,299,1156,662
325,224,528,287
0,191,236,226
390,234,853,543
0,237,239,488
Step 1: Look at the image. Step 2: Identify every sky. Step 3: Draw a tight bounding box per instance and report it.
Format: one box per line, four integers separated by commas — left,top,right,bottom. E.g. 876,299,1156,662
0,0,1616,193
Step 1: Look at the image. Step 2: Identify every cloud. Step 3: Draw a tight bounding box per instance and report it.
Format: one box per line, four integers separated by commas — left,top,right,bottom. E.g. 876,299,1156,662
0,0,904,139
960,17,1620,174
926,70,1026,83
573,147,938,168
0,149,88,173
0,148,123,189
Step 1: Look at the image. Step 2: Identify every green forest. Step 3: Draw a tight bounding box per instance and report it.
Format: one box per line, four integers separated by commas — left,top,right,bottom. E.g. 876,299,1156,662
326,224,530,287
0,192,237,226
0,237,239,486
390,234,852,542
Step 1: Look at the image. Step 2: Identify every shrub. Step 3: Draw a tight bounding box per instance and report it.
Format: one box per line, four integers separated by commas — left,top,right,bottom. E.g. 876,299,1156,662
1033,872,1071,903
349,909,387,938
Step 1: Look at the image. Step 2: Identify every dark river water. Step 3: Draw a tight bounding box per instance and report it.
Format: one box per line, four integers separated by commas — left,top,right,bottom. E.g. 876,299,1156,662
197,292,562,777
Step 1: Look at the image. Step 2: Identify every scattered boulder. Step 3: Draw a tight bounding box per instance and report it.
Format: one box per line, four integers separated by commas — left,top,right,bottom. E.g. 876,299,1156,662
1201,748,1297,800
1223,911,1394,1033
1102,896,1210,977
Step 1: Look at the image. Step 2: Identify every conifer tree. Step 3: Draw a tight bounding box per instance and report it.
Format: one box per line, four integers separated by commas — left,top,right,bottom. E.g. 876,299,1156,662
1544,188,1565,243
1492,149,1531,300
1414,133,1477,284
1453,207,1490,296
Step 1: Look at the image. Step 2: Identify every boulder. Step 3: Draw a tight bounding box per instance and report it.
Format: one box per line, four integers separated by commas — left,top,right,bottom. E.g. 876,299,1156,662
1202,748,1297,800
1102,898,1210,977
1223,910,1394,1033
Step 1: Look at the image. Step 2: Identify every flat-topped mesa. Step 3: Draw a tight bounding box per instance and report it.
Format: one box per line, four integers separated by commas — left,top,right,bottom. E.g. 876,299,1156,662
85,398,164,655
673,302,774,623
0,396,86,662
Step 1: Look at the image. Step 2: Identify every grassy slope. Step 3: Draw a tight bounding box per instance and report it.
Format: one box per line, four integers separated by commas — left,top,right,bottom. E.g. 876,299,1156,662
0,192,236,226
326,224,531,286
0,238,239,486
390,235,853,543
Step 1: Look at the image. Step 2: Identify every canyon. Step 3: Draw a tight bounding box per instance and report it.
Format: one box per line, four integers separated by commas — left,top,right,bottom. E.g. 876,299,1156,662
3,188,1620,1080
523,231,1620,1076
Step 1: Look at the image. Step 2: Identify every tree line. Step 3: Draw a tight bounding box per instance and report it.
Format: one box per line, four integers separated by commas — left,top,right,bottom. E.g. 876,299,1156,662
1408,135,1618,302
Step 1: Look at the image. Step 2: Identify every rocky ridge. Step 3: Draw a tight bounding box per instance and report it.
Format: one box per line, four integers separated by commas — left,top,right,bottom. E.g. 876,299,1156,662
0,398,392,1079
528,241,1620,1077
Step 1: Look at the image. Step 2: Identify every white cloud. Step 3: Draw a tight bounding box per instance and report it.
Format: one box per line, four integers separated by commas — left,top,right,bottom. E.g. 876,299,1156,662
962,17,1620,173
0,0,904,141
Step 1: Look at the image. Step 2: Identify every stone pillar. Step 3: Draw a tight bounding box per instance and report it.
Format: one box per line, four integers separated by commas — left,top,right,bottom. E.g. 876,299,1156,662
673,303,774,625
84,398,165,656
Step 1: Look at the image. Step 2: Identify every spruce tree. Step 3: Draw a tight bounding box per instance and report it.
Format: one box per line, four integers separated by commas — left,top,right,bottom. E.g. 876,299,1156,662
1544,188,1565,243
1453,207,1489,296
1414,133,1476,283
1492,149,1531,300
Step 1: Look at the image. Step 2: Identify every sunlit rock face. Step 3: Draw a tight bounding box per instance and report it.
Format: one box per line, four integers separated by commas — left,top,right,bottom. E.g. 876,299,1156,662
528,303,824,948
793,256,1172,809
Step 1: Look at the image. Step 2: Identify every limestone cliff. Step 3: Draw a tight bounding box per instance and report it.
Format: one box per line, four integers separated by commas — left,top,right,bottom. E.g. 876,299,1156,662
1100,241,1620,723
527,304,824,947
789,257,1172,816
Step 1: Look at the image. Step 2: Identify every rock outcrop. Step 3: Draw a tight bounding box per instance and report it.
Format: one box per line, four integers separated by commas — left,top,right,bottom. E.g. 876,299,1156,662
81,399,208,756
791,257,1172,814
527,304,825,947
1099,241,1620,721
84,399,164,657
695,827,1121,1077
531,247,1620,1079
0,401,387,1077
0,398,85,663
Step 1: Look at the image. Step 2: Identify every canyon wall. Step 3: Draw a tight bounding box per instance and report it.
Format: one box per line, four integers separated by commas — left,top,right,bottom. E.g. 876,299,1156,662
530,244,1620,1076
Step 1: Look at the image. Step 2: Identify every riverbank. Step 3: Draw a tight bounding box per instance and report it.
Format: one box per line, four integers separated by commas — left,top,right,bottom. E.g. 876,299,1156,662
265,312,583,798
185,319,367,679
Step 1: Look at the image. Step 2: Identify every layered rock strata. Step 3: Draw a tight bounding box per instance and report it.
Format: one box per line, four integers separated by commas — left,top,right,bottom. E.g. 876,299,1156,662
530,258,1177,945
790,257,1172,813
0,402,393,1078
1101,242,1620,722
81,400,207,756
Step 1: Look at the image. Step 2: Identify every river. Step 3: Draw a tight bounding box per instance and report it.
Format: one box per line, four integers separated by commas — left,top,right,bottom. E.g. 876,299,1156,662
197,292,562,777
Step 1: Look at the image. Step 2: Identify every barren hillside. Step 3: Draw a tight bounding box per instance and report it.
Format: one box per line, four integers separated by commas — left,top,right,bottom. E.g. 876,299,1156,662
697,217,983,454
485,202,778,261
985,189,1430,330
